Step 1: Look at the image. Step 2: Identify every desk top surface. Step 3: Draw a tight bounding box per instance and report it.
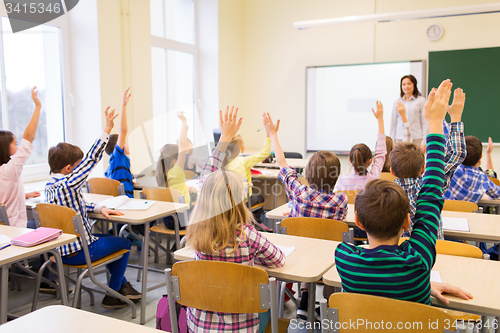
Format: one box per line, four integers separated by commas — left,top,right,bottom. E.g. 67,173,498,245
0,226,76,266
266,203,500,242
174,232,339,282
0,305,159,333
83,193,188,224
322,253,500,316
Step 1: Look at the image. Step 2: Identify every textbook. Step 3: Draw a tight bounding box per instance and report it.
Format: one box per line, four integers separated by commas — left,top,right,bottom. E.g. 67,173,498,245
100,195,156,211
11,227,62,247
0,234,11,250
442,217,470,232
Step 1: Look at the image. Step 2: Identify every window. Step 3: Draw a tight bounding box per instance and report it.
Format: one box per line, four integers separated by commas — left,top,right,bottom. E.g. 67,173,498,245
150,0,197,158
0,10,68,178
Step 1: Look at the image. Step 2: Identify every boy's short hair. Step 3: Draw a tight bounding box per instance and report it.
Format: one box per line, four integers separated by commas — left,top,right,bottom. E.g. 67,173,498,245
105,134,118,155
463,136,482,167
305,151,341,193
390,142,425,179
355,179,410,240
48,143,84,173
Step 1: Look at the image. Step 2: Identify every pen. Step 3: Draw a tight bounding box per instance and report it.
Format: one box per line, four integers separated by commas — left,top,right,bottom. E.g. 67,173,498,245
257,127,265,132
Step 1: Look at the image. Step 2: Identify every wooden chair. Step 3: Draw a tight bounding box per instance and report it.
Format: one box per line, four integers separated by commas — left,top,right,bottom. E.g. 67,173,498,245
340,190,360,205
443,200,479,213
276,217,353,317
0,203,8,225
489,177,500,186
32,203,136,317
320,293,460,333
139,187,188,265
298,176,309,186
165,261,289,333
86,177,125,196
183,170,196,179
399,238,483,259
380,172,396,182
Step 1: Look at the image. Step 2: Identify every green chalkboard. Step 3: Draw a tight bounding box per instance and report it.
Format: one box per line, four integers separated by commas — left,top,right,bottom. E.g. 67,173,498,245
428,47,500,143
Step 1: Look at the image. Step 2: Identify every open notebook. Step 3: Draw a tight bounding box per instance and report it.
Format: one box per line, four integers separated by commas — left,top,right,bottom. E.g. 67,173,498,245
99,195,156,211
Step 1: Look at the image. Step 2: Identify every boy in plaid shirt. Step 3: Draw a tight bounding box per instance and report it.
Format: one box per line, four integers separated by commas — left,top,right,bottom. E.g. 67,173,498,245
390,87,466,239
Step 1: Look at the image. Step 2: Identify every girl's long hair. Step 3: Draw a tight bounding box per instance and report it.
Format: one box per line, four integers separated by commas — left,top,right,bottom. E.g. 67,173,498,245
349,143,372,176
185,170,255,254
155,144,178,187
0,131,14,166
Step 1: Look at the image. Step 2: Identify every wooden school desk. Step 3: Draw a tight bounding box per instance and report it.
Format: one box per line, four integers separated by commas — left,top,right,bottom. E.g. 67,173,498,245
83,193,188,325
252,168,287,210
322,253,500,317
0,305,159,333
174,232,340,333
266,203,500,243
0,225,76,324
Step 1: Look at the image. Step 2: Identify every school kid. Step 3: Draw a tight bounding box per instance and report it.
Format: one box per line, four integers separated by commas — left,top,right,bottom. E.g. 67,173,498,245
390,87,466,239
444,135,500,203
155,112,194,207
263,111,347,320
104,88,134,198
224,120,272,231
0,87,41,228
45,107,141,309
335,79,468,304
185,106,285,333
336,101,386,192
183,138,205,173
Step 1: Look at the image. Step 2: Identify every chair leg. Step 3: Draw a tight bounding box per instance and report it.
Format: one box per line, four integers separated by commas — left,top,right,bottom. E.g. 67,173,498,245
279,281,286,318
31,259,52,311
154,231,159,264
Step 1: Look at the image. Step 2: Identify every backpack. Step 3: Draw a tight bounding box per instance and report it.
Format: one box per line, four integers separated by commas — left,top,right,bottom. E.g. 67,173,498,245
156,295,188,332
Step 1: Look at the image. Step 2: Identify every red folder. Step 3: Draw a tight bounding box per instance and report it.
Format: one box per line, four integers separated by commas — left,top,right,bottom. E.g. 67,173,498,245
11,227,63,247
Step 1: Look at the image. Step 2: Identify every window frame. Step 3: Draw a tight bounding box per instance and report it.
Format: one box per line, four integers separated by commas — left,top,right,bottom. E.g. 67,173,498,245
0,7,71,182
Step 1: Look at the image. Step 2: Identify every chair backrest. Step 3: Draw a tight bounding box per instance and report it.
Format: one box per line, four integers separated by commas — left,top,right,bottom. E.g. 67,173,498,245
399,238,483,259
443,200,478,213
321,293,457,333
34,203,78,235
284,152,303,159
489,177,500,186
339,190,360,205
183,170,196,180
87,178,123,196
0,203,9,226
380,172,396,182
298,177,309,186
141,187,183,203
280,217,349,242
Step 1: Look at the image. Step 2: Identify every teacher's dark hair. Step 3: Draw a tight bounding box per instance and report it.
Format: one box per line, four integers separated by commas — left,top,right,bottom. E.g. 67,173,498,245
400,75,421,98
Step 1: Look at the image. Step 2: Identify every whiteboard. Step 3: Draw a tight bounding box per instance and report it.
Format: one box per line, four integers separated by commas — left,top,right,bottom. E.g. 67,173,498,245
306,61,425,153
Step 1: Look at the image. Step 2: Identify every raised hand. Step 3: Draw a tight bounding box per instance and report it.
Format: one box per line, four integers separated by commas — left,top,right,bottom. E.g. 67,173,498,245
487,137,494,154
396,101,407,122
122,87,132,106
372,101,383,121
31,87,41,108
448,88,465,123
424,80,452,133
263,112,280,136
104,107,118,134
219,106,242,142
177,111,187,122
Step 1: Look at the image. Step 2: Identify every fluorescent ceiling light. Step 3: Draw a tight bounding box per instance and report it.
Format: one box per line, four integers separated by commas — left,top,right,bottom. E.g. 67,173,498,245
294,2,500,29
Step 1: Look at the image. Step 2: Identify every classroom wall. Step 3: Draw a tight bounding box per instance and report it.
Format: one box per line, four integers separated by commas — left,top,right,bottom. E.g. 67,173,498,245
219,0,500,172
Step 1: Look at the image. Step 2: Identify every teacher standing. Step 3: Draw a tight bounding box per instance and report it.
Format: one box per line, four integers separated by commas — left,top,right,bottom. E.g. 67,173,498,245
390,74,427,146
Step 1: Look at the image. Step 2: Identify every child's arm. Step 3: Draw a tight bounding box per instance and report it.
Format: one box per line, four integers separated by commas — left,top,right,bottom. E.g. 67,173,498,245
199,106,242,182
3,88,41,179
397,101,412,142
408,80,451,268
247,225,285,268
243,134,272,169
442,88,466,195
430,281,473,305
23,87,42,143
263,112,288,169
176,111,188,170
367,101,387,180
486,137,494,171
66,107,118,188
116,88,131,149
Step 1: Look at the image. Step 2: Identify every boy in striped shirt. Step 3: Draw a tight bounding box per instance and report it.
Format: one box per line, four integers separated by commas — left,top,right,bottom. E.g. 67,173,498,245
335,80,452,305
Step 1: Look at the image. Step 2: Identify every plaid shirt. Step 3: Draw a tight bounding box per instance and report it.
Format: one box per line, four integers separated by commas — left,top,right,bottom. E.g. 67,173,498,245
188,225,285,333
396,122,466,239
444,164,500,203
279,167,348,221
45,132,109,256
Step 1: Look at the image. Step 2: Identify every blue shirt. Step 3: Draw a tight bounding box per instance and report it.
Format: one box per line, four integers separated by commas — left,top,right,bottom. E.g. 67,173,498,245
105,145,134,198
444,164,500,204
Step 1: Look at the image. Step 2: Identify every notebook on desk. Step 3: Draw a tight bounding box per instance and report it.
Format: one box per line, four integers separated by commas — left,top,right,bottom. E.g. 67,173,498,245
100,195,156,211
11,227,62,247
